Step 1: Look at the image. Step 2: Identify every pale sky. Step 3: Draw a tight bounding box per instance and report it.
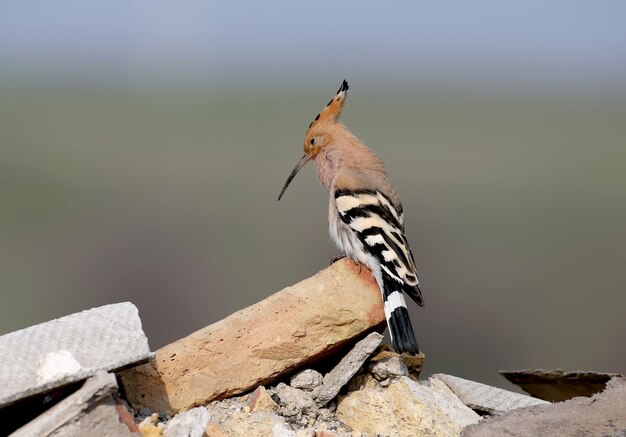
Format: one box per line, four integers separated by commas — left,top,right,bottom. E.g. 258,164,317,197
1,1,625,91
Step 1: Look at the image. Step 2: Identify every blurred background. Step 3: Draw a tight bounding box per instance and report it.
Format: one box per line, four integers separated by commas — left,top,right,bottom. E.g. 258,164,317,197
1,1,625,390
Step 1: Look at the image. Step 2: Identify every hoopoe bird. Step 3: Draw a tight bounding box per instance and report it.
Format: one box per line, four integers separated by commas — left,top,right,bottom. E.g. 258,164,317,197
278,80,424,355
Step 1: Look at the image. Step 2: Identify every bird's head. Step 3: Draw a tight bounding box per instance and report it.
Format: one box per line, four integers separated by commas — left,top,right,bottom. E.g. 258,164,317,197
278,80,349,201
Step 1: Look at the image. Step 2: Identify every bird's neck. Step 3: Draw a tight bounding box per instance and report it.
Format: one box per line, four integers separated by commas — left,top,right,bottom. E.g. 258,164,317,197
314,142,386,192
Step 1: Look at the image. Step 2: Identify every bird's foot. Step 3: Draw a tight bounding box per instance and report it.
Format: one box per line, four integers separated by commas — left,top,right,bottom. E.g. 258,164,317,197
331,254,362,273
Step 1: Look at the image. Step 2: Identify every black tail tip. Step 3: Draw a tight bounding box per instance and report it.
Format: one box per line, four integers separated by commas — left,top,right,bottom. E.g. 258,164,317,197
392,337,420,356
337,79,349,93
388,306,420,355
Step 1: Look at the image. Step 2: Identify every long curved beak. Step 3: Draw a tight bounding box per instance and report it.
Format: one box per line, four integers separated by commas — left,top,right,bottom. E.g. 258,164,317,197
277,154,312,201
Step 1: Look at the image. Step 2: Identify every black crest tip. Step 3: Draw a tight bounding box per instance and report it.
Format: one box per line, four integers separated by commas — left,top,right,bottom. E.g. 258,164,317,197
337,79,349,94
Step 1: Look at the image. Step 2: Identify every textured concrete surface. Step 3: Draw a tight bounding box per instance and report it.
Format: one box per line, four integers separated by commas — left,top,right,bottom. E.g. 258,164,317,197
0,302,150,408
119,259,386,414
11,371,137,437
462,377,626,437
433,373,548,415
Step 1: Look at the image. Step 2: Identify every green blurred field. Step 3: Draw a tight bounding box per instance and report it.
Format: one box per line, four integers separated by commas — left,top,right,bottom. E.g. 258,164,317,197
1,86,625,389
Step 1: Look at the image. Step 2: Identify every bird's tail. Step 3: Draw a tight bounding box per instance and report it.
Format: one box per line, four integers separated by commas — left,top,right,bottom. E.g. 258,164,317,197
381,269,419,355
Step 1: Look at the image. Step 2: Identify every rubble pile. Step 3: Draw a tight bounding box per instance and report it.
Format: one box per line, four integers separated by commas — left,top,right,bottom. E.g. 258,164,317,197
1,259,624,436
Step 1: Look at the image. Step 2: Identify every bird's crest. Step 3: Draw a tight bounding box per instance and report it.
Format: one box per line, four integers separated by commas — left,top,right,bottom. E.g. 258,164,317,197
278,80,349,201
308,80,349,130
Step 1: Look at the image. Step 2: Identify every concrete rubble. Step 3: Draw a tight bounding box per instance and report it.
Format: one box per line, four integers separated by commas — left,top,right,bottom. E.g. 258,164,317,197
312,332,383,407
10,371,138,437
1,260,624,436
462,376,626,437
0,302,150,409
370,356,409,381
290,369,323,391
433,373,549,415
367,344,424,380
337,375,481,436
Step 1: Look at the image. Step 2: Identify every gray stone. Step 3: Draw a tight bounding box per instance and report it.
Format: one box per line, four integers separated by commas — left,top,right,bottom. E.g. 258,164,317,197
290,369,323,391
164,406,211,437
370,357,408,381
462,377,626,437
0,302,150,408
11,371,136,437
314,332,383,407
275,383,318,424
433,373,548,415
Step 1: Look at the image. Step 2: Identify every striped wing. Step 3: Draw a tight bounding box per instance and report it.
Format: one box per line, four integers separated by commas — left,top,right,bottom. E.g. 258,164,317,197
334,189,424,307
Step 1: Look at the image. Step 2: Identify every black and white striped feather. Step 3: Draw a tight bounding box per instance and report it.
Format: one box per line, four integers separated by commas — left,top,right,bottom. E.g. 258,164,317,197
333,188,423,354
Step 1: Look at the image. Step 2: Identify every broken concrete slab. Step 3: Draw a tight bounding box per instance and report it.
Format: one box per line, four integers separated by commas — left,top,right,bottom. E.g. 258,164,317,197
462,376,626,437
164,406,210,437
433,373,548,415
10,371,137,437
0,302,150,409
499,368,623,402
119,259,386,414
337,375,481,436
313,332,383,407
